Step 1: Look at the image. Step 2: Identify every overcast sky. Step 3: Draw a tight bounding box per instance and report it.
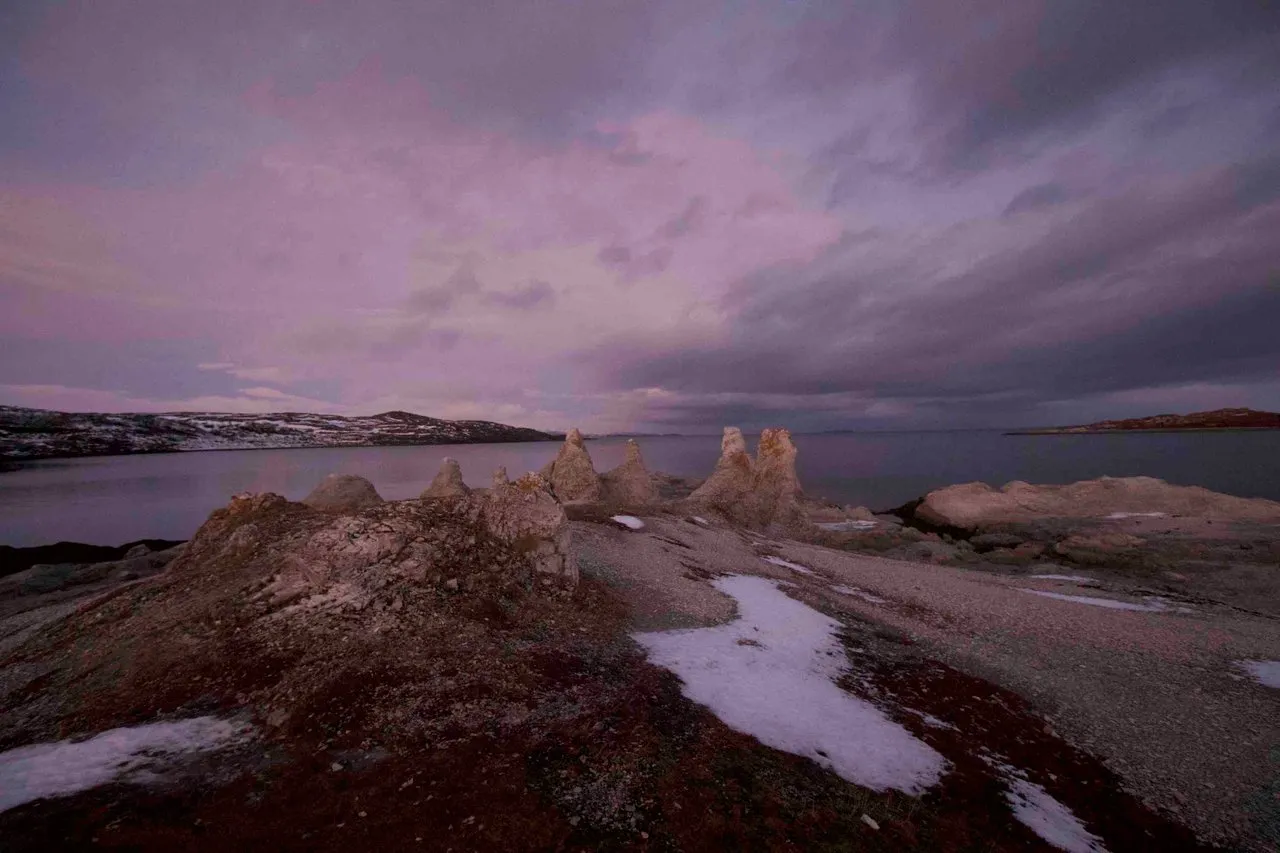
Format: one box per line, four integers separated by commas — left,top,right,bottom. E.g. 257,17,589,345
2,1,1278,432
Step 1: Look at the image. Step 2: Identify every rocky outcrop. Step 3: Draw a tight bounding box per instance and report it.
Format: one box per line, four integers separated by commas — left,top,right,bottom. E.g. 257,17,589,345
178,482,577,616
600,439,658,506
302,474,384,511
422,458,471,499
540,428,601,502
484,473,576,585
915,476,1280,532
492,466,509,488
0,544,185,601
689,427,803,528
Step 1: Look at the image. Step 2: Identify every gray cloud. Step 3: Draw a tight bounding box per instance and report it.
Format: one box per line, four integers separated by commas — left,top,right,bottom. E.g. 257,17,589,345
404,267,483,315
594,165,1280,427
7,0,1280,431
1003,183,1070,217
486,279,556,311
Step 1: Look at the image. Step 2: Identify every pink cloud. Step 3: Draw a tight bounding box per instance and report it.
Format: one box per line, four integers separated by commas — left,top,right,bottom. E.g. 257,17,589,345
8,67,842,427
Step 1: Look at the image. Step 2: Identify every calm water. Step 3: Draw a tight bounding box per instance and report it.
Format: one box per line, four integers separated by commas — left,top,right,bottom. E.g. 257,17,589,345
2,431,1279,547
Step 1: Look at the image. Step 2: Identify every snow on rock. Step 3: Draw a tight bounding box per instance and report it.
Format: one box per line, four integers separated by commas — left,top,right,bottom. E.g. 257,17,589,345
633,575,946,794
0,716,253,813
762,555,815,575
1017,589,1166,612
816,520,878,531
610,515,645,531
1239,660,1280,689
1104,512,1166,519
830,585,886,604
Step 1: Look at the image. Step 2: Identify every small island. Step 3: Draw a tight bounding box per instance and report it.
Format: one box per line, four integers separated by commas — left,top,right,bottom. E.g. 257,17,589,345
1007,407,1280,435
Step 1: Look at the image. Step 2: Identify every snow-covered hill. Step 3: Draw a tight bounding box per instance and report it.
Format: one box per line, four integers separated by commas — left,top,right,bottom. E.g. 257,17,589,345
0,406,561,461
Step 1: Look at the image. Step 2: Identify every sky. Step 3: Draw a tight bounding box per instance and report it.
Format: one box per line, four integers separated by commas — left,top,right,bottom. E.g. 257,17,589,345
2,1,1278,433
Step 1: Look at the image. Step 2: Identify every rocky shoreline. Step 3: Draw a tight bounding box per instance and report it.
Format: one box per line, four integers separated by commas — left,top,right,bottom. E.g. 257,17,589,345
0,405,561,462
2,427,1279,850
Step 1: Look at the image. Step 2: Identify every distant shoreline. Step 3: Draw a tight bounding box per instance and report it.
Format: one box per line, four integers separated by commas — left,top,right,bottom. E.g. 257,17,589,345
0,435,563,466
1005,427,1280,436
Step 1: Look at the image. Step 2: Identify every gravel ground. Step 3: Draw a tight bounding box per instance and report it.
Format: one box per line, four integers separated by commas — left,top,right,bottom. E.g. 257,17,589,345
576,514,1280,850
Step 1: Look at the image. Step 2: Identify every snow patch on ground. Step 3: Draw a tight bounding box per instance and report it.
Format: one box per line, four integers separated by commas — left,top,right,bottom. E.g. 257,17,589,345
0,717,253,813
761,556,815,575
1104,512,1166,520
610,515,645,531
830,585,887,604
1005,772,1108,851
690,516,710,526
815,520,878,531
982,757,1108,852
1239,660,1280,689
633,575,946,794
1030,574,1097,584
1017,589,1165,612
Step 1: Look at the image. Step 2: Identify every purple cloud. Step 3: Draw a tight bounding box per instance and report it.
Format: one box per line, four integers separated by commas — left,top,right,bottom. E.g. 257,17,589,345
1,0,1278,432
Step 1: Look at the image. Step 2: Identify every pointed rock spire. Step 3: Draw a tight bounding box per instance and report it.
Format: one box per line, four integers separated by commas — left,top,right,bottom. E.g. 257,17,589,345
492,466,510,488
690,426,803,527
601,438,658,506
541,427,601,502
690,427,754,505
421,457,471,498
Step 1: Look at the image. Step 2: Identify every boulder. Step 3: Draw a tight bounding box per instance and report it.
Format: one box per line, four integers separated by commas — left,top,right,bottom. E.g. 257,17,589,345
302,474,385,511
540,428,601,502
422,458,471,499
915,476,1280,532
600,439,658,506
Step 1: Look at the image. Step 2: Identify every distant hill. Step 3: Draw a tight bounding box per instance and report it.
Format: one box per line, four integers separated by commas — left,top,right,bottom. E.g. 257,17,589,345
0,405,562,461
1007,407,1280,435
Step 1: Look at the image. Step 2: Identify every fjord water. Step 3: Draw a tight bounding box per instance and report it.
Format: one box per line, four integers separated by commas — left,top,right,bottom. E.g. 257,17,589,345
2,430,1280,547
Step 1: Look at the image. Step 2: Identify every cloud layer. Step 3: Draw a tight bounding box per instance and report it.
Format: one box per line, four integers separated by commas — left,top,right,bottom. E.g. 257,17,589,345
3,0,1278,431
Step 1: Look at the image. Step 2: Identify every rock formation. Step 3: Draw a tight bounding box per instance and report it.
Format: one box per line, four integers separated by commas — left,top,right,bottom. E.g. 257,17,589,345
182,479,577,616
689,427,803,528
753,428,802,522
492,466,509,488
540,428,601,502
600,439,658,506
689,427,754,506
914,476,1280,532
422,457,471,499
302,473,385,511
484,473,576,585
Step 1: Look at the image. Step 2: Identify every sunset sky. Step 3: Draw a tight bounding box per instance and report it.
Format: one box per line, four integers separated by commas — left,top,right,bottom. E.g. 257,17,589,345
2,1,1278,433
